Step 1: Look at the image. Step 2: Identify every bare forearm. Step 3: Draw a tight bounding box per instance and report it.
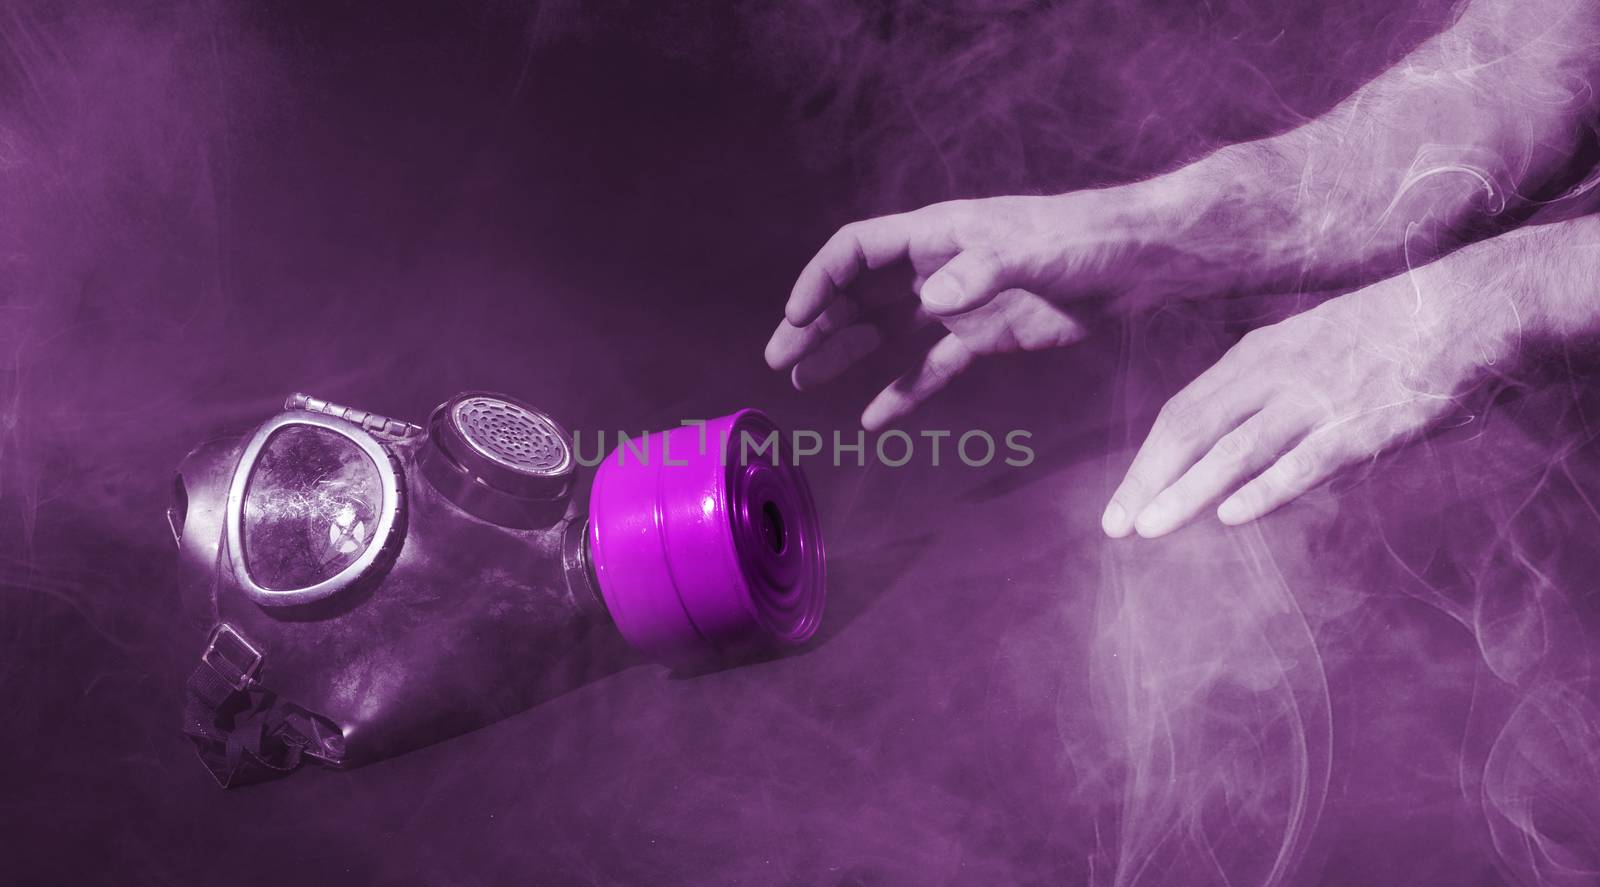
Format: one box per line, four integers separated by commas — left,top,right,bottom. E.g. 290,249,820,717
1426,215,1600,346
1138,0,1600,298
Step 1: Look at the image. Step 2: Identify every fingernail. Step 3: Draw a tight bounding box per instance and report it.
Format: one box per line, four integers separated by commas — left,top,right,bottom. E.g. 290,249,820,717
1134,503,1170,538
1217,498,1246,525
1101,502,1129,537
921,277,960,312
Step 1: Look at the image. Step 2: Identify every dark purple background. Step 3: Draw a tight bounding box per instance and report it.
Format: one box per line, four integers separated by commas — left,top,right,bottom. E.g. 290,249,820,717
5,2,1599,884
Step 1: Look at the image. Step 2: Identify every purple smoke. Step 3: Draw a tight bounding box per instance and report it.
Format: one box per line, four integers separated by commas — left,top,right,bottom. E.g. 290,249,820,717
3,1,1597,885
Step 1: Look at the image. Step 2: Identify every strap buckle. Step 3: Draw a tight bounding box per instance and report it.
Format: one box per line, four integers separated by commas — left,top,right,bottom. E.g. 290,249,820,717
202,623,263,691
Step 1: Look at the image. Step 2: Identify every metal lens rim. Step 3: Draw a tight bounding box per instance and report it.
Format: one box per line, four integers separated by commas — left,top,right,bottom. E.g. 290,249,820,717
225,411,401,607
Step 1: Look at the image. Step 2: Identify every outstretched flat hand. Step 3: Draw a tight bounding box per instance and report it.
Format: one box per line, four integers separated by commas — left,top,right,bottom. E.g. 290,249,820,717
1101,264,1526,538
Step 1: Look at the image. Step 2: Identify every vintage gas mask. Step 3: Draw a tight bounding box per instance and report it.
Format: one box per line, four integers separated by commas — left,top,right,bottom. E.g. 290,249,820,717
171,391,825,787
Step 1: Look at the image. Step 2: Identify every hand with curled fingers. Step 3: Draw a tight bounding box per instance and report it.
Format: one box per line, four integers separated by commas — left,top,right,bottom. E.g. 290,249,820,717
1097,219,1599,538
764,189,1184,430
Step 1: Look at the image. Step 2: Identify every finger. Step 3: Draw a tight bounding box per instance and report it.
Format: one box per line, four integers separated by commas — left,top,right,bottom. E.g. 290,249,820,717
1131,408,1303,538
766,299,863,370
919,247,1012,316
1101,361,1266,538
1216,433,1349,526
791,324,883,390
787,213,924,326
861,334,975,431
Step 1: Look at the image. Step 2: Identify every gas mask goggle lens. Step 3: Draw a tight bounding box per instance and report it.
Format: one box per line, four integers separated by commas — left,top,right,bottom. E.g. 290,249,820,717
232,409,404,603
173,391,825,786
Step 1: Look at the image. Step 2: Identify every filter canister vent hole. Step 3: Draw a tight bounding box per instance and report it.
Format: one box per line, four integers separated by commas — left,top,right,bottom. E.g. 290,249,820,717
760,500,786,555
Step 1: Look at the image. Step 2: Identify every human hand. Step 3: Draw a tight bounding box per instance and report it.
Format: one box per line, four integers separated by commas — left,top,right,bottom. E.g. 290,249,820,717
765,188,1209,429
1100,241,1544,538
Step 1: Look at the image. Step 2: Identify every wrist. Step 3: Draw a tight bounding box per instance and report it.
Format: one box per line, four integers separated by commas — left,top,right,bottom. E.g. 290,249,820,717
1399,257,1521,377
1110,153,1244,244
1097,146,1293,305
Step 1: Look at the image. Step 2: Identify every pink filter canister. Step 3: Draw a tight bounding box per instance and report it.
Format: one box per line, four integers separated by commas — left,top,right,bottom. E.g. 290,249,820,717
586,410,826,669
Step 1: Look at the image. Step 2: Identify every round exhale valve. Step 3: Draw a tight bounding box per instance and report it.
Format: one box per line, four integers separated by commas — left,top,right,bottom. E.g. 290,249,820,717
586,410,826,669
420,391,576,528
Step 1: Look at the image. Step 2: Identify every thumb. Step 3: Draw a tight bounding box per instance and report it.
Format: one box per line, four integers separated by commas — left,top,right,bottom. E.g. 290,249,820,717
918,247,1013,316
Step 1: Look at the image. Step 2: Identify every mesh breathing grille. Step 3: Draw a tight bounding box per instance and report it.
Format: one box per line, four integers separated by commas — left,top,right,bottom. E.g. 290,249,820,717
451,396,571,476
